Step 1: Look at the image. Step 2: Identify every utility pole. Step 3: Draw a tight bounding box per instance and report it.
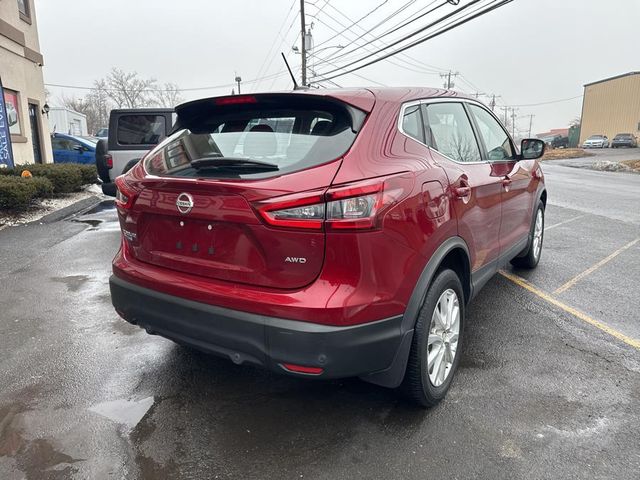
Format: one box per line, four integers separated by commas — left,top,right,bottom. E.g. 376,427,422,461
440,71,459,90
300,0,307,87
235,75,242,94
489,94,501,112
500,106,509,125
527,114,535,138
511,108,518,139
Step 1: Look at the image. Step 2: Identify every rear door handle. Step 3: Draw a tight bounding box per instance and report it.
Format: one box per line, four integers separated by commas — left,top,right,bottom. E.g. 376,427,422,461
453,186,471,198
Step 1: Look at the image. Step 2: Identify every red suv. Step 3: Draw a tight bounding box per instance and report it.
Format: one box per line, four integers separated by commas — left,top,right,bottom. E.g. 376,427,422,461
110,89,546,407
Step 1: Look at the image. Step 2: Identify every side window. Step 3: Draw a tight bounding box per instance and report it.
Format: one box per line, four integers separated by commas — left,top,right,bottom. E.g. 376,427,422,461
426,103,482,163
117,115,166,146
401,104,425,143
468,105,514,161
51,138,66,150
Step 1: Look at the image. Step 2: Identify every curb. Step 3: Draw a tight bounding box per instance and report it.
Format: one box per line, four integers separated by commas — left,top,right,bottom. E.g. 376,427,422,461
36,195,104,224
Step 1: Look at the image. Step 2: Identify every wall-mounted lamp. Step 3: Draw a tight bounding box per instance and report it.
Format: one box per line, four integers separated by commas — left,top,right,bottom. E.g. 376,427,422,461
42,103,50,117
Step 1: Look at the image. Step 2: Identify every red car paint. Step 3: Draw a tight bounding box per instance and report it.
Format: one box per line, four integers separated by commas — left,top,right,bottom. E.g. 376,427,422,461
112,87,544,329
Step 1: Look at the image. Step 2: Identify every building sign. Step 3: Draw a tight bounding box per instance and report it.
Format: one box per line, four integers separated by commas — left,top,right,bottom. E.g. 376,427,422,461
0,80,16,168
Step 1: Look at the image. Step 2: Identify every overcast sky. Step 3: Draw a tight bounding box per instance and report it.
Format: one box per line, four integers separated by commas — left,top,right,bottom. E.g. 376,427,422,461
35,0,639,135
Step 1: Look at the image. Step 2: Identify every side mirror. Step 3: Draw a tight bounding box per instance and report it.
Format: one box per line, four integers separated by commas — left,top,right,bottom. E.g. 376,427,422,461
520,138,545,160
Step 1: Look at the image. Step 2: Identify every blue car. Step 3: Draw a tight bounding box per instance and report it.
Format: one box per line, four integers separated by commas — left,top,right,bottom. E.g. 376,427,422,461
51,133,97,164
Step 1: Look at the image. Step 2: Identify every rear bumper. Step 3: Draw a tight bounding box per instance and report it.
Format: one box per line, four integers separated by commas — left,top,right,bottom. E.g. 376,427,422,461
110,275,404,379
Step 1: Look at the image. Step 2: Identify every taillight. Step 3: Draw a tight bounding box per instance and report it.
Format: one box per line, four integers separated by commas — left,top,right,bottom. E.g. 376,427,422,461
115,176,138,210
105,154,113,169
255,175,410,231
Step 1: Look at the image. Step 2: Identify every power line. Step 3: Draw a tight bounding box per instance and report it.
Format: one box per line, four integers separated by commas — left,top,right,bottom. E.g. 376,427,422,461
317,0,446,68
253,0,297,90
309,5,449,81
45,71,288,94
318,1,450,75
506,95,583,107
315,0,485,78
316,0,514,82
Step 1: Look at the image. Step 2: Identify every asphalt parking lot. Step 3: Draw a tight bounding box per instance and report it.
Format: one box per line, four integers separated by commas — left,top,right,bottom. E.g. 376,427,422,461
1,163,639,479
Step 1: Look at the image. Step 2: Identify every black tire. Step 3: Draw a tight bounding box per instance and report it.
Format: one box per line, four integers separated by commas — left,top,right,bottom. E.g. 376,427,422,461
401,269,465,408
122,158,141,175
510,200,545,269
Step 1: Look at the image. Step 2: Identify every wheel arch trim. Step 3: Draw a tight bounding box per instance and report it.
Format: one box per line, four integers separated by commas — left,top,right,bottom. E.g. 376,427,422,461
360,236,471,388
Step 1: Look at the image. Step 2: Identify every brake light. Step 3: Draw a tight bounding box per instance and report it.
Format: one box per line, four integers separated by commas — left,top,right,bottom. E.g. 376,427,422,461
255,176,410,231
105,154,113,169
215,95,257,106
115,176,138,210
259,191,325,230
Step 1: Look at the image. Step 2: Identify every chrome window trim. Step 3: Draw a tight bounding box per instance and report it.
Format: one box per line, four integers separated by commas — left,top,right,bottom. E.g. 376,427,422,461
397,97,492,166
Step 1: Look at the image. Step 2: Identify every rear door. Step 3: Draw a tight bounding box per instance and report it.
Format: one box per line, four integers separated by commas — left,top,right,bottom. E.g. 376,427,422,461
423,101,503,272
121,94,369,289
467,103,533,255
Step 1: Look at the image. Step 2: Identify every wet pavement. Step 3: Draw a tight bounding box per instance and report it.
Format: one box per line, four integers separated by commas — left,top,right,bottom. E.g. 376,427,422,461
1,163,639,479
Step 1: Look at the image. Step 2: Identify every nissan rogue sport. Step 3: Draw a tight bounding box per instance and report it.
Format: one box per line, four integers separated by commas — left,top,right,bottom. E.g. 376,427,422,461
110,88,547,407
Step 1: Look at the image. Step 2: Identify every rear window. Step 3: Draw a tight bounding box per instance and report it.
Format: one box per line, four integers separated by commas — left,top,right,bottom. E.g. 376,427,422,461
117,115,166,146
144,97,360,179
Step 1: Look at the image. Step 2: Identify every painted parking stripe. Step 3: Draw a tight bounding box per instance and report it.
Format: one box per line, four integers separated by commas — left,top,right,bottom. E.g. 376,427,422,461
499,270,640,350
554,238,640,294
544,214,587,231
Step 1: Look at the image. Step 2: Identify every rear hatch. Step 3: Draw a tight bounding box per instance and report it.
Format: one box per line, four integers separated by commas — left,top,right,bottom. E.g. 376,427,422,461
121,92,372,289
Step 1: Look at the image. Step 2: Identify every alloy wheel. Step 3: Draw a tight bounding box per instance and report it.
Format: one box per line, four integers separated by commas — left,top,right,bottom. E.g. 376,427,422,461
427,288,460,387
532,208,544,260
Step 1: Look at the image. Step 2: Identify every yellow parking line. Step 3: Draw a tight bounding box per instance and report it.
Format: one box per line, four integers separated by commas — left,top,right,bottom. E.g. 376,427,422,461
545,214,587,231
554,238,640,294
499,270,640,350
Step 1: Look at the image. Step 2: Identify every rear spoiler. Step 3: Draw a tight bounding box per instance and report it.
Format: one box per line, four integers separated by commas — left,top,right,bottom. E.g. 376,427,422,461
172,93,368,135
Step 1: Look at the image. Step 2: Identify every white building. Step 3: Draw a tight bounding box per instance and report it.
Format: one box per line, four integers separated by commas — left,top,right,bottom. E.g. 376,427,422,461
0,0,52,164
48,107,88,136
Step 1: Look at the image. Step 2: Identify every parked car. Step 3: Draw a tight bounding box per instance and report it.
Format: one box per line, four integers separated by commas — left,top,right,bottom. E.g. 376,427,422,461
582,134,609,148
541,134,569,149
611,133,638,148
95,127,109,139
95,108,174,195
51,132,97,164
109,90,547,407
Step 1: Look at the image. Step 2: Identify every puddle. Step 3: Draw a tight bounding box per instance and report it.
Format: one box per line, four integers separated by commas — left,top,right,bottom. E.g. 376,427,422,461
89,397,155,431
51,275,90,292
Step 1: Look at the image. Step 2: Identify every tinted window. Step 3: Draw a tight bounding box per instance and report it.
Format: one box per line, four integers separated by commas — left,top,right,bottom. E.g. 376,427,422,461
426,103,481,163
144,103,358,179
401,104,424,143
117,115,166,146
51,138,71,150
469,104,514,161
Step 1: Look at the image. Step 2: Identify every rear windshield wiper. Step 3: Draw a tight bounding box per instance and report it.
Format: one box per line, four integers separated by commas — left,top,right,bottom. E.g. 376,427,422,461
190,156,279,171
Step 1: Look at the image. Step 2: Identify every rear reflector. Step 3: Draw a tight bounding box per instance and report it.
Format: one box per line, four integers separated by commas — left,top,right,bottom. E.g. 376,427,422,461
215,95,257,106
105,154,113,169
280,363,324,375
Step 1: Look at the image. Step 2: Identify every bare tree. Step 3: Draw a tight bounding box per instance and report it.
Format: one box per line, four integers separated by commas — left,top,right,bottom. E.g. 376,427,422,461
104,68,157,108
153,82,183,108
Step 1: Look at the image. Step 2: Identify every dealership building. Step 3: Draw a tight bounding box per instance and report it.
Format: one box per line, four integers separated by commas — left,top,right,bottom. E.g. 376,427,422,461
0,0,51,165
580,72,640,145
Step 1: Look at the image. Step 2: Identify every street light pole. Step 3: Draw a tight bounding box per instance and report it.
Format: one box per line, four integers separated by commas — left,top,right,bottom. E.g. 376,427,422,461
235,75,242,95
300,0,307,87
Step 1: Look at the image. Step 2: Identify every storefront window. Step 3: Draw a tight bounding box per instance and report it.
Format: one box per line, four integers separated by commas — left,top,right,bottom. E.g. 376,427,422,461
3,90,22,136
